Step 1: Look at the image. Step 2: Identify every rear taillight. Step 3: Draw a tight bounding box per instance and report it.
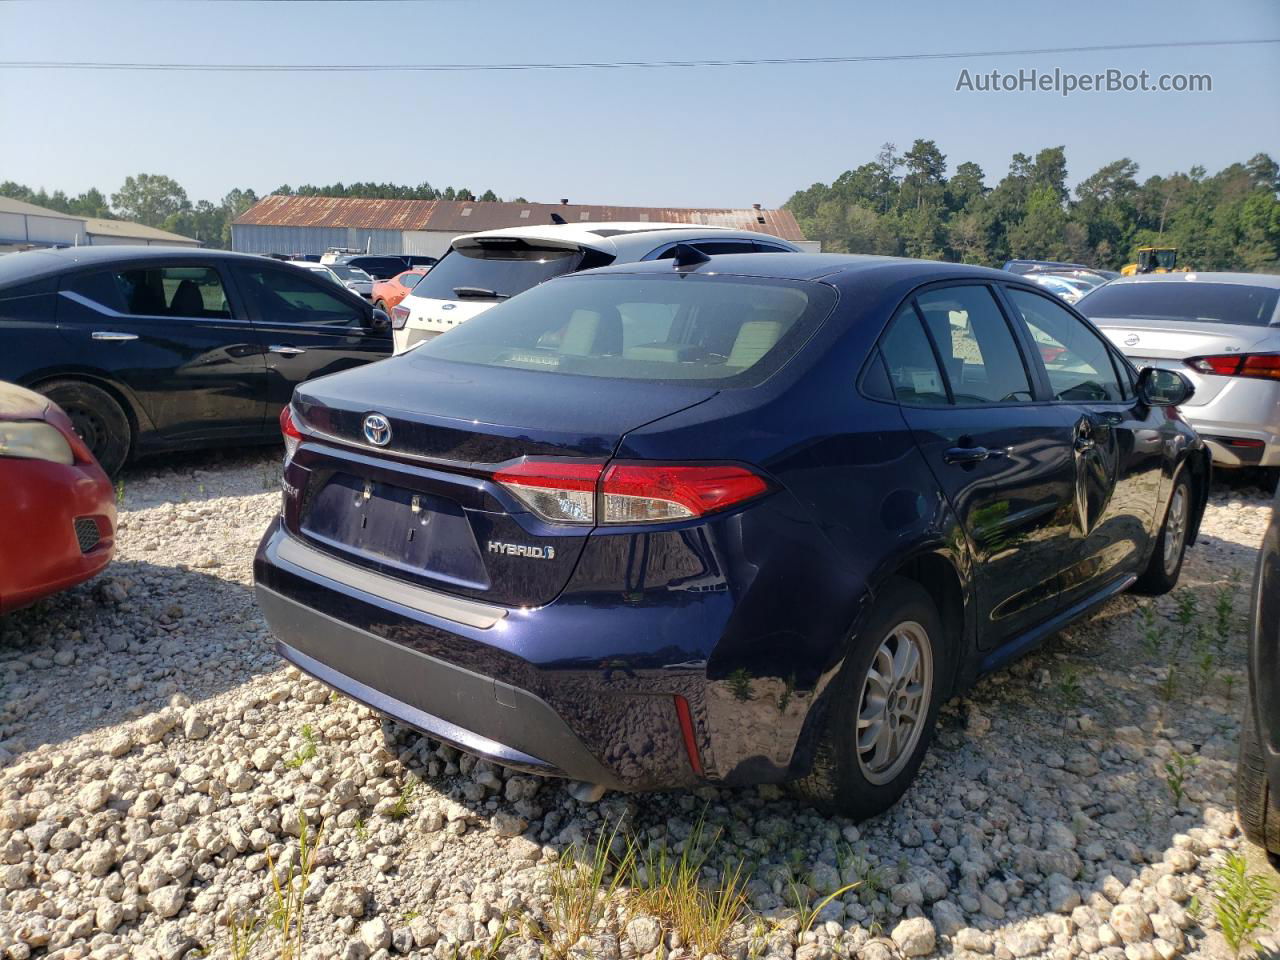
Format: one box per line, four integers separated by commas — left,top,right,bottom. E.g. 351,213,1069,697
279,405,302,462
391,305,411,330
493,460,770,525
1187,353,1280,381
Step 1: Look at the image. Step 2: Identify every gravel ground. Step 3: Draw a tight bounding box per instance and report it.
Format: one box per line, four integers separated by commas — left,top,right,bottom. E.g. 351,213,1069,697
1,448,1277,960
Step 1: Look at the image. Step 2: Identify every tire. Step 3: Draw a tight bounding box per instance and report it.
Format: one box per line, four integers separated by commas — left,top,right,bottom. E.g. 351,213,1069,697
1133,471,1192,595
790,578,946,821
1236,691,1280,856
374,300,388,314
36,379,132,477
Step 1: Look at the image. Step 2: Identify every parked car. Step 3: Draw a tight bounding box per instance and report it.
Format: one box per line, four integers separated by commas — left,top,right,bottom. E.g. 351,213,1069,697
1237,487,1279,863
255,252,1209,818
1005,258,1120,280
323,264,375,301
1029,273,1088,304
391,223,800,354
1082,273,1280,484
1,380,115,613
321,255,439,280
0,247,393,476
372,269,429,315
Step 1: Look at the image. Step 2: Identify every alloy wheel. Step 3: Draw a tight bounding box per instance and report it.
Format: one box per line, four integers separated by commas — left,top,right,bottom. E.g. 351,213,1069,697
1163,486,1188,576
855,620,933,785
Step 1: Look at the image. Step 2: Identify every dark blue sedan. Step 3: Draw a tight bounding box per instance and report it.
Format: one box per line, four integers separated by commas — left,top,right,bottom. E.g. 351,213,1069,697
254,251,1209,818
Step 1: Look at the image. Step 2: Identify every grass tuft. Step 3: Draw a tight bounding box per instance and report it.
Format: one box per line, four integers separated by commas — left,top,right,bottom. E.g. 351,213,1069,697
1211,852,1277,958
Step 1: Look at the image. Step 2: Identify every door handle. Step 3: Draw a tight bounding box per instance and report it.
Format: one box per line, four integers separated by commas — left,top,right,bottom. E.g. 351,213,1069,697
269,345,307,356
91,331,138,342
944,446,993,465
1074,436,1096,452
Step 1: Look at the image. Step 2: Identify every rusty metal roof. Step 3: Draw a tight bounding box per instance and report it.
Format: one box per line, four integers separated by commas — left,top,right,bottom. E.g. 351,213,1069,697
234,195,805,241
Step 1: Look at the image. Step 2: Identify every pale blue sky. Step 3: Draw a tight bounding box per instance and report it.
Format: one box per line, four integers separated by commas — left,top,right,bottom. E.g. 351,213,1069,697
1,0,1277,208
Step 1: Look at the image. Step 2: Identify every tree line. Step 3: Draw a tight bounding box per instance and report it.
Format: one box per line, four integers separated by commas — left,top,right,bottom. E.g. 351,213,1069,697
784,143,1280,272
0,176,520,249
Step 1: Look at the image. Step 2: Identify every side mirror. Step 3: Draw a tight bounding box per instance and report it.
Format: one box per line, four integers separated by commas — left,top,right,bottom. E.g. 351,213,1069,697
1137,366,1195,406
368,308,391,334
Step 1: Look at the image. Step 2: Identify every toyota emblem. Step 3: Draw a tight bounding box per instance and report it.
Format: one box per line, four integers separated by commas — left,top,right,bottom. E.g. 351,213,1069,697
363,413,392,447
1124,334,1140,347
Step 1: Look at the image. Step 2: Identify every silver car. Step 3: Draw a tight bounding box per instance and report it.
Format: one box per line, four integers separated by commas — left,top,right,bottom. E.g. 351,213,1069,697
1080,273,1280,475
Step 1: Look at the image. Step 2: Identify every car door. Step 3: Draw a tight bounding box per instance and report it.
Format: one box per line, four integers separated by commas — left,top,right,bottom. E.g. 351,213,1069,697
1002,285,1165,603
880,283,1080,648
229,261,392,422
56,259,267,440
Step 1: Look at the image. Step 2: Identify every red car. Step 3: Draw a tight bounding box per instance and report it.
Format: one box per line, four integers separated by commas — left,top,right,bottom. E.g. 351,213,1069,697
371,268,429,315
1,381,115,613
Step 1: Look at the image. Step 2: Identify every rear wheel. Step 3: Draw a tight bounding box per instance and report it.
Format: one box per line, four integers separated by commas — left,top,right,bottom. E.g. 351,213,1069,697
790,578,945,820
1236,692,1280,857
374,299,388,314
36,379,132,477
1134,472,1192,595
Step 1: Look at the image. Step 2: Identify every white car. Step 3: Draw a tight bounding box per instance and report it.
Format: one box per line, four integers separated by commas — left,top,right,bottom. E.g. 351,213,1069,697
1029,273,1090,304
290,261,375,301
391,223,799,354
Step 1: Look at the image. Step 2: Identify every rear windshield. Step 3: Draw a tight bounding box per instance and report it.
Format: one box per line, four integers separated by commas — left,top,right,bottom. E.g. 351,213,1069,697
328,265,371,282
413,272,837,386
1080,282,1280,327
410,240,584,302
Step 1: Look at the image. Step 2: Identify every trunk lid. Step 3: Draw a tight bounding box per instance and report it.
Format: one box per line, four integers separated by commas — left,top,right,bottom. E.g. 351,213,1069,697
1095,317,1278,406
287,354,717,607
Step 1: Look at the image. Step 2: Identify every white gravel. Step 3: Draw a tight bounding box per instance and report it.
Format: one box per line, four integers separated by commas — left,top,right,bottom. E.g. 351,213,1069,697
1,447,1277,960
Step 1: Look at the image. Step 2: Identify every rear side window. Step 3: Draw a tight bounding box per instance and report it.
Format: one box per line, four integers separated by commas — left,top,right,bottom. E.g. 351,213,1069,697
67,266,231,318
1006,288,1125,402
915,286,1033,404
414,273,837,386
411,241,585,301
878,305,949,405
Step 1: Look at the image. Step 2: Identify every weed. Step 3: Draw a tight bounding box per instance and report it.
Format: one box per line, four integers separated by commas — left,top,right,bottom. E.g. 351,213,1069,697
388,779,416,821
1213,570,1242,651
1174,589,1199,638
226,911,262,960
1164,751,1199,806
1058,668,1083,706
354,817,369,842
1159,665,1180,704
115,478,126,508
1211,853,1277,957
1224,675,1238,703
285,724,318,769
836,847,885,898
403,910,420,922
626,820,749,955
787,877,861,934
727,668,754,702
777,674,796,713
539,822,634,955
236,810,320,960
450,916,519,960
1139,603,1165,657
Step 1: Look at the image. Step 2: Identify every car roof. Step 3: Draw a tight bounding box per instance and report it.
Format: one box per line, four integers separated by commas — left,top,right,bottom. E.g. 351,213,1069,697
1105,272,1280,289
448,222,794,259
0,244,270,287
571,252,1014,285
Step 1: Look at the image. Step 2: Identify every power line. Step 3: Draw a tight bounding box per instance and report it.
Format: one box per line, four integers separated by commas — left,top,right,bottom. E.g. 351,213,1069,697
0,38,1275,73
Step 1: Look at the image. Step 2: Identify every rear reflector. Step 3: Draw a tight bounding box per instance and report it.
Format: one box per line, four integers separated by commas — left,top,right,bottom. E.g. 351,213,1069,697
280,405,302,462
493,460,769,525
672,695,704,776
391,305,411,330
1187,353,1280,381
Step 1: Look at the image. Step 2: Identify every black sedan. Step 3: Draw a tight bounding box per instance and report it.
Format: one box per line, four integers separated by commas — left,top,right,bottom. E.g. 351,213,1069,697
1239,488,1280,863
0,246,392,475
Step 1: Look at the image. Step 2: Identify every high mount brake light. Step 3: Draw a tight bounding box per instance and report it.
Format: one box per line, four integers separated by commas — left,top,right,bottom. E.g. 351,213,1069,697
493,461,769,525
279,405,302,462
1187,353,1280,381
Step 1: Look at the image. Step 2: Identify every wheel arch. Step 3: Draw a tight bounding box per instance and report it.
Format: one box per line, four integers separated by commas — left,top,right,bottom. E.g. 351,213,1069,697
27,370,152,440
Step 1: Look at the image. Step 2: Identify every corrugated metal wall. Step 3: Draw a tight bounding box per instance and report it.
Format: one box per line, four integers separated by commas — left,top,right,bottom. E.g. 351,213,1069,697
0,213,84,246
231,224,405,257
400,231,457,258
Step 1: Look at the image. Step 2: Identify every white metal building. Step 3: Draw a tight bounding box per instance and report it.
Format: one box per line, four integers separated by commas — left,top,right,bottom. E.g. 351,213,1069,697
0,196,201,251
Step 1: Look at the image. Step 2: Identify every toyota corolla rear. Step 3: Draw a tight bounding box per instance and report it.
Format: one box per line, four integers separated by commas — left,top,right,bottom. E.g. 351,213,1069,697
254,266,842,792
1084,275,1280,468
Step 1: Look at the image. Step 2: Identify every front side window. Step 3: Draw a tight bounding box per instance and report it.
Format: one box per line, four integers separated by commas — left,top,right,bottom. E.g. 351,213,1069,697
1007,288,1125,402
878,305,949,405
914,286,1033,405
236,266,363,326
413,273,836,386
68,265,231,318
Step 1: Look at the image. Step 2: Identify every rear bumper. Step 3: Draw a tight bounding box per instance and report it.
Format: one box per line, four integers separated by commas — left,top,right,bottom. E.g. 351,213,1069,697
1182,379,1280,468
258,584,623,787
0,459,115,614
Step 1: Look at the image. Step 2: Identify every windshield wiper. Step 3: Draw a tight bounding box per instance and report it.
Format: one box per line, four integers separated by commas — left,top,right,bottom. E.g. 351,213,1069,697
453,286,509,300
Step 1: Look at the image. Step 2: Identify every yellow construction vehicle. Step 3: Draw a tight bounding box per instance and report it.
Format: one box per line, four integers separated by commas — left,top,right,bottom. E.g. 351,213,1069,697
1121,245,1188,276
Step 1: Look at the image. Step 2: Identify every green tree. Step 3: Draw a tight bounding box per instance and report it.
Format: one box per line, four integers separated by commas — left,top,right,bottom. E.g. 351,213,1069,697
111,173,190,227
